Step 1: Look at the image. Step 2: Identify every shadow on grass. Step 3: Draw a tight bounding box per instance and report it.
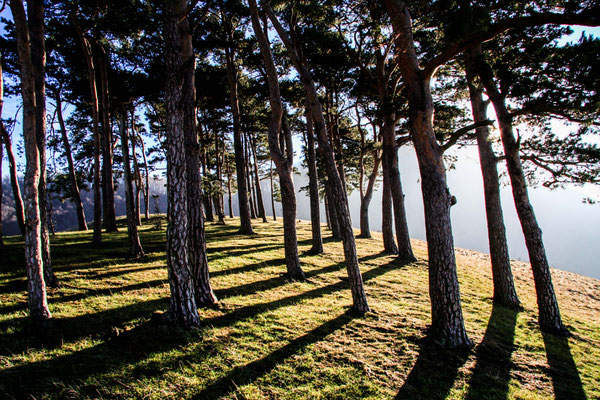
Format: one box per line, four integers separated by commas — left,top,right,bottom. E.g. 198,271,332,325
0,259,406,398
542,331,587,400
394,335,470,399
464,304,520,400
193,309,357,399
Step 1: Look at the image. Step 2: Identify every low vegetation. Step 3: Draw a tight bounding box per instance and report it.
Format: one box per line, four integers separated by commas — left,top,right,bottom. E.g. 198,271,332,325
0,216,598,399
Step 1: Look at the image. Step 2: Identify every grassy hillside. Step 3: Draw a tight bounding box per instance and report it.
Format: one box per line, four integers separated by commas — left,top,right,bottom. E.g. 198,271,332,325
0,216,598,399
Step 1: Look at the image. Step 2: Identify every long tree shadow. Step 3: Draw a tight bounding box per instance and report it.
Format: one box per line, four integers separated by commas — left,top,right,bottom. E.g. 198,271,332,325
0,259,406,397
542,331,587,400
464,304,520,400
193,309,357,399
394,335,470,399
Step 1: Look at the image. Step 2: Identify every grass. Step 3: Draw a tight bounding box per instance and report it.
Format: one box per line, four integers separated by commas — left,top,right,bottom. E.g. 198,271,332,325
0,216,598,399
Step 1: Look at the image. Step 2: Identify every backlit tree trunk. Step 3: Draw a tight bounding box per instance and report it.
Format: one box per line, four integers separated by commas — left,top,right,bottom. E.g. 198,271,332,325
249,3,305,279
119,111,144,258
163,0,201,326
384,0,471,347
250,133,267,223
473,46,567,335
72,14,102,244
10,0,51,323
55,90,87,231
225,44,253,234
264,2,369,312
304,100,323,253
382,175,398,254
464,48,520,308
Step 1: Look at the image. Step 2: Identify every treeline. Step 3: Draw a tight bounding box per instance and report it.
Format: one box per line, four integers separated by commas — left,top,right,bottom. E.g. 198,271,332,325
1,0,599,348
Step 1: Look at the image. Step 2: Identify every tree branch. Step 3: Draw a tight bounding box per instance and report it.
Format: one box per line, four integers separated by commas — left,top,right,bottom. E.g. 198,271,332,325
441,119,494,152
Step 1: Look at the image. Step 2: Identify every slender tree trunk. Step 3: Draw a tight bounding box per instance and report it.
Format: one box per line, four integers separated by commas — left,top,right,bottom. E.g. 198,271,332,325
214,124,225,224
55,91,87,231
269,161,277,220
384,0,471,347
162,0,201,326
227,164,234,218
250,134,268,222
10,0,51,323
97,48,117,232
382,175,399,254
72,15,102,244
304,101,323,253
225,44,252,234
382,116,415,261
199,123,214,222
245,137,257,219
264,2,369,312
131,132,142,226
27,0,56,287
119,111,144,258
324,194,330,229
249,4,305,279
464,49,520,308
358,152,381,239
324,179,341,240
134,125,150,220
1,57,26,235
473,45,567,335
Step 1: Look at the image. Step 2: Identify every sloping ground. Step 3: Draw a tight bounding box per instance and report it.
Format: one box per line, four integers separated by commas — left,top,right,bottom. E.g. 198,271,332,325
0,216,598,399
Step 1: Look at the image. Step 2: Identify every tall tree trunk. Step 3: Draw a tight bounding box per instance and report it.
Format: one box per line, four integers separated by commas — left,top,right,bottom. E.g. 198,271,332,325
382,175,399,254
131,131,142,226
304,101,323,253
213,124,225,224
225,45,253,234
464,49,520,309
27,0,56,287
55,90,87,231
269,160,276,220
249,4,305,279
1,57,26,235
324,179,341,240
227,164,234,218
358,152,381,239
72,14,102,244
384,0,471,347
162,0,201,326
250,133,268,222
264,2,369,312
382,116,415,261
134,124,150,220
97,48,117,232
199,123,214,222
245,137,257,219
473,45,567,335
10,0,51,323
119,111,144,258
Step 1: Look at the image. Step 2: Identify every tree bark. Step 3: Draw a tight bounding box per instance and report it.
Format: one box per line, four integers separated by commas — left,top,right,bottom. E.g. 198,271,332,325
27,0,56,287
72,14,102,244
119,111,144,258
382,175,399,254
269,161,276,220
473,45,567,335
225,44,253,234
249,3,305,279
304,100,323,253
55,90,87,231
162,0,202,327
324,178,341,240
227,162,234,218
384,0,471,347
245,133,258,219
97,47,117,232
264,2,369,312
10,0,51,323
463,48,520,308
382,116,415,261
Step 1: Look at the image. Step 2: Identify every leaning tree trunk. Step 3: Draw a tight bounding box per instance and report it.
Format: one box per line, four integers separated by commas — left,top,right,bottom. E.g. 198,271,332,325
10,0,51,323
304,101,323,253
382,174,399,254
98,48,117,232
382,116,416,261
464,48,520,308
162,0,201,327
0,56,26,235
264,1,369,312
225,45,253,234
119,111,144,258
385,0,471,347
55,91,87,231
249,3,305,279
28,0,56,287
73,15,102,244
473,45,567,335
